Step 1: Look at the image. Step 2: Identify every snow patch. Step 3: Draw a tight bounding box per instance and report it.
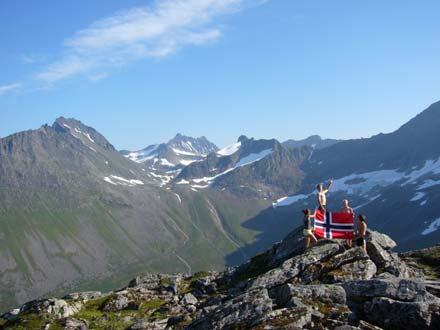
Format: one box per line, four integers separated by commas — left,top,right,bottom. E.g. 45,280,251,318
83,132,95,143
190,149,273,186
191,184,209,189
410,192,425,202
171,147,198,156
236,149,273,167
173,193,182,204
160,158,175,167
273,194,310,208
217,142,241,156
125,145,159,163
149,172,172,186
421,217,440,235
103,175,144,187
403,158,440,184
417,179,440,190
180,159,197,166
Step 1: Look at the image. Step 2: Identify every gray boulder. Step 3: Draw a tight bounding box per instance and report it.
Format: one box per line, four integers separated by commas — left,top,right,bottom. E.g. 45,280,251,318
19,298,82,319
181,293,198,306
63,291,102,301
62,318,88,330
342,278,437,303
188,289,273,329
102,294,132,312
248,241,342,290
364,297,440,330
270,283,346,308
366,230,423,279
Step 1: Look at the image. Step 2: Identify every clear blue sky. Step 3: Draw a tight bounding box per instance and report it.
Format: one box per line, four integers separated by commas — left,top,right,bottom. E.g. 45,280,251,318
1,0,440,150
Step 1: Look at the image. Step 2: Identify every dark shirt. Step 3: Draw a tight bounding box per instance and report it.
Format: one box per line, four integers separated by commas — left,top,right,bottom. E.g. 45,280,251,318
304,216,313,230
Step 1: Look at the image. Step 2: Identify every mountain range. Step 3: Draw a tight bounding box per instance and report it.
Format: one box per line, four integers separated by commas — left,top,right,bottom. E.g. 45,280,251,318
0,101,440,313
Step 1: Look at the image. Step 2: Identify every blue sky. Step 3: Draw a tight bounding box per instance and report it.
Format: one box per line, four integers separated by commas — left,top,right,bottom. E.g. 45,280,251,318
1,0,440,150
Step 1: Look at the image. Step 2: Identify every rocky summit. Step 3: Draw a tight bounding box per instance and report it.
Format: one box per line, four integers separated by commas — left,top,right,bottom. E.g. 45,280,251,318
2,227,439,330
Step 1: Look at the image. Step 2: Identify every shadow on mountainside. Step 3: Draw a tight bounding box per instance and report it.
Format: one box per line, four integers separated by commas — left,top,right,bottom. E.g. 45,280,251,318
225,204,301,266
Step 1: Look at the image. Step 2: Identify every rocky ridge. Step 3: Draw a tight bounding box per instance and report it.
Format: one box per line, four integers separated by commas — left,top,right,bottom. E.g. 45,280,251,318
2,227,439,329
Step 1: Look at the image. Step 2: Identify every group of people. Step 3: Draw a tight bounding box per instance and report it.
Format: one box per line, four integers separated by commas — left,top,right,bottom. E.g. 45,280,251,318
302,179,368,251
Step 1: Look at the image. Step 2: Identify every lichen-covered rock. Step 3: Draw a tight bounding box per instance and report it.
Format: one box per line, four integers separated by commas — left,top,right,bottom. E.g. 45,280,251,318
181,293,198,306
63,291,102,301
342,278,437,302
19,298,82,319
61,317,88,330
248,241,343,290
188,289,273,329
102,293,132,312
327,259,377,282
366,230,423,279
341,277,440,329
269,283,346,308
301,247,376,283
364,296,440,330
130,318,168,329
367,230,397,250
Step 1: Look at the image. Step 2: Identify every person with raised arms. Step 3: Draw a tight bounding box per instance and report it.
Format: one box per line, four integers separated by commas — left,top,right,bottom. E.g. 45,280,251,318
316,179,334,211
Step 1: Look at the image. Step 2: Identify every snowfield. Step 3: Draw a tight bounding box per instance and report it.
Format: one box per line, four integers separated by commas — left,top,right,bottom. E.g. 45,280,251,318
236,149,273,167
103,175,144,187
274,157,440,208
421,217,440,235
125,145,159,163
217,142,241,156
187,148,273,186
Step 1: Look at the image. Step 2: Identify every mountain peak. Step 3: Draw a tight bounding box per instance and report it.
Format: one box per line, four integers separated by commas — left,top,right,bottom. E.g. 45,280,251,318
52,117,116,151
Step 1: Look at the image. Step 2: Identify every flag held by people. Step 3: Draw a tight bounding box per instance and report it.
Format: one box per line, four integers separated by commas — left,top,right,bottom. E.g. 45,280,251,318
314,209,354,239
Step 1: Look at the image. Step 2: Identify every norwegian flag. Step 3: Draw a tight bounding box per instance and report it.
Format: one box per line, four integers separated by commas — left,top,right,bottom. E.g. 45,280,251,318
314,209,354,239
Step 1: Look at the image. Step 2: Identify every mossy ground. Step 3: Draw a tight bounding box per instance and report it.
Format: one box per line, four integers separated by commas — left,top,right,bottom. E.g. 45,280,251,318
401,246,440,279
178,271,211,294
3,295,168,330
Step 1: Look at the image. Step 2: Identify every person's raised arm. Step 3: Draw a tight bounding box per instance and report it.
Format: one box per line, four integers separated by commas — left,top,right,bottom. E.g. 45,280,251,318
326,179,334,192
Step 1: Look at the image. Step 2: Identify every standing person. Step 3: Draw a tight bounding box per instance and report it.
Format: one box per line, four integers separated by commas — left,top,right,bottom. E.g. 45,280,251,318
355,214,367,252
340,199,354,248
317,179,334,211
302,209,317,249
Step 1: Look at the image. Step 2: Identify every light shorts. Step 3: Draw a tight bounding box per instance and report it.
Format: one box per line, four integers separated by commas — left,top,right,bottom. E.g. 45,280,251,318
303,229,313,236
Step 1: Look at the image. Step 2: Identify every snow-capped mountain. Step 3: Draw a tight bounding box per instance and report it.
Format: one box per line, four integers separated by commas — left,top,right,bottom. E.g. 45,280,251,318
121,134,218,185
3,101,440,314
0,120,265,313
174,135,310,198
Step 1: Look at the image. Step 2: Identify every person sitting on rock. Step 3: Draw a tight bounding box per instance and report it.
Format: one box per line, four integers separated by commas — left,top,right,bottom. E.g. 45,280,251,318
302,209,317,249
355,214,367,252
317,179,334,211
340,199,354,248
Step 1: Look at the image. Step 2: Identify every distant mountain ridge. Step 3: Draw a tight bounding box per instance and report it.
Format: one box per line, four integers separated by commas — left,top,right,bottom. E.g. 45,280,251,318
283,135,342,150
2,101,440,315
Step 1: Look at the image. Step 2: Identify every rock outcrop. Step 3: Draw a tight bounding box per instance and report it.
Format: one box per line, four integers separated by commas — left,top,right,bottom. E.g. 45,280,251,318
2,229,439,329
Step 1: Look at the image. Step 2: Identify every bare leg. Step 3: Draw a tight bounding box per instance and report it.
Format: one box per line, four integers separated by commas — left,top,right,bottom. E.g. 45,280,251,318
305,236,311,249
310,234,318,246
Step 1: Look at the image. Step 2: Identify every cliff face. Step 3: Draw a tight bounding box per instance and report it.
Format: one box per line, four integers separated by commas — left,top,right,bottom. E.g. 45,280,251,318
2,228,440,330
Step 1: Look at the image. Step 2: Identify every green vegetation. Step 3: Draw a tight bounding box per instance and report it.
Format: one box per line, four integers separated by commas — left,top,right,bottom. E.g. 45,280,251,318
179,271,212,294
401,246,440,279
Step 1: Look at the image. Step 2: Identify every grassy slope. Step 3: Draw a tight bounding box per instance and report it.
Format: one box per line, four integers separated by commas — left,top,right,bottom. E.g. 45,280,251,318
0,187,271,313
